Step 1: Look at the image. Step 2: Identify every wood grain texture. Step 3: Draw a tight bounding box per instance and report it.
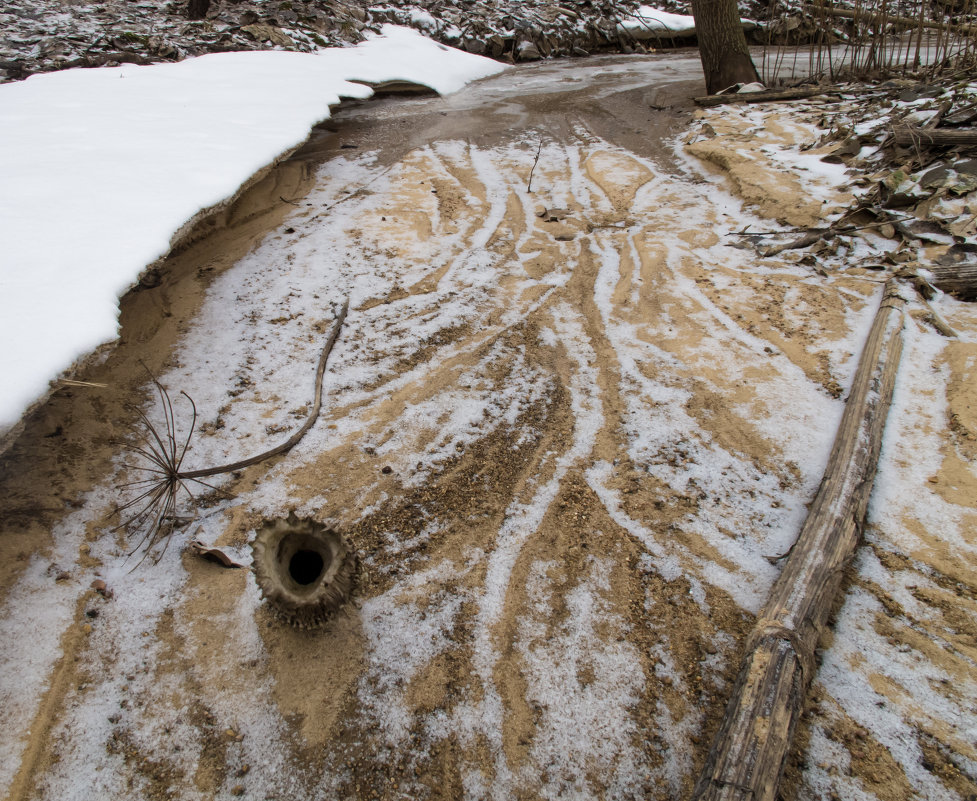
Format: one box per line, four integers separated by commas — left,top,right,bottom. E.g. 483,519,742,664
929,265,977,301
892,126,977,147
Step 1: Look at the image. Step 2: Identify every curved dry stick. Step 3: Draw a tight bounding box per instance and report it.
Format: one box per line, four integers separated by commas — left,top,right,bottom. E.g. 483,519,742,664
179,298,348,478
116,300,349,564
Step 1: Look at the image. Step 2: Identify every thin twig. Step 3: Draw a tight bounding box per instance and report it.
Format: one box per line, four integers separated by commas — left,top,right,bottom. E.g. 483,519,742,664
527,136,544,193
115,300,349,565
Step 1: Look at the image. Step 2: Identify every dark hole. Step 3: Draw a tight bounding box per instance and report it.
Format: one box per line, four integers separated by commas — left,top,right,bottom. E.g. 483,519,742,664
289,550,324,585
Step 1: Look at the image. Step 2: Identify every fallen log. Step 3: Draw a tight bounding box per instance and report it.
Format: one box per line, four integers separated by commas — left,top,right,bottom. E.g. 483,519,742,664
58,52,155,70
892,126,977,148
692,279,906,801
694,87,836,107
928,264,977,300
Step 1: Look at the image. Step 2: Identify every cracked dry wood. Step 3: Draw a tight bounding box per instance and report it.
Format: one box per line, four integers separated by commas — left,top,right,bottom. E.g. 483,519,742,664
929,265,977,301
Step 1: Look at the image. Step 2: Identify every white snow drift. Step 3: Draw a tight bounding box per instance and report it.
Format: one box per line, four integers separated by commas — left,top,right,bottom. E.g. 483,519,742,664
619,6,757,39
0,25,505,433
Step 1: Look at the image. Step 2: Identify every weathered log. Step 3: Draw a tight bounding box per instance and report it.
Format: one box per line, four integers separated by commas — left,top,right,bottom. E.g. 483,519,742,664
892,126,977,147
692,279,906,801
928,264,977,300
694,87,835,106
58,52,154,70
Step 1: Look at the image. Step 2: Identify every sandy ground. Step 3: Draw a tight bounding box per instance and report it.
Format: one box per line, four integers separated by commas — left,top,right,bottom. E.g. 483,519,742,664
1,54,975,801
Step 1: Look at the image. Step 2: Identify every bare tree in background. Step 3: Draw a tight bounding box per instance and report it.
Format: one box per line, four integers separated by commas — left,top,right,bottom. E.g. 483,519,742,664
187,0,210,20
691,0,760,94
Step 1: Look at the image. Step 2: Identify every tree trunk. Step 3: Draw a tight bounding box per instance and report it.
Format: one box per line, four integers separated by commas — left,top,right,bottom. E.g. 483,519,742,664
692,280,906,801
186,0,210,20
691,0,761,95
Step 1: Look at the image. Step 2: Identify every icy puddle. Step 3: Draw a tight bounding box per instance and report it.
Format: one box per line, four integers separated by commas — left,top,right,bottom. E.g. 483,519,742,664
1,59,976,801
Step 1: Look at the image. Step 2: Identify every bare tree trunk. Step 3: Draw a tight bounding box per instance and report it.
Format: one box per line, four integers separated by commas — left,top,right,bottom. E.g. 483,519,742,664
186,0,210,20
691,0,761,94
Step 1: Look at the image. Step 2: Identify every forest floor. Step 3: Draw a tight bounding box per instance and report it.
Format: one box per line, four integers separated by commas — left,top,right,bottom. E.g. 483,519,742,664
0,54,975,801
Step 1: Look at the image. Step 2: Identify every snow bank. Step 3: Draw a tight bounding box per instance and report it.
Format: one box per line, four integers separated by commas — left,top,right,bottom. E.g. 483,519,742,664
619,7,698,39
0,24,506,432
619,6,756,40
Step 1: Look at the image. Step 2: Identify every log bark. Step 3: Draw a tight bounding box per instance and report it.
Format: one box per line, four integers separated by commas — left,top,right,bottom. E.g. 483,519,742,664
692,279,906,801
928,264,977,300
691,0,761,95
892,126,977,147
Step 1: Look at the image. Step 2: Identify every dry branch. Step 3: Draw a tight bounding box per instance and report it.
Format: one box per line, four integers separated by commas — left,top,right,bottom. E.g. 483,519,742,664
116,300,349,564
181,298,348,478
692,280,907,801
758,229,825,256
923,298,959,337
527,136,544,193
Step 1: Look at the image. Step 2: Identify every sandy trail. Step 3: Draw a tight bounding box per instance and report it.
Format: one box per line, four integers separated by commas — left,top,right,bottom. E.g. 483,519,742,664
1,54,975,801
